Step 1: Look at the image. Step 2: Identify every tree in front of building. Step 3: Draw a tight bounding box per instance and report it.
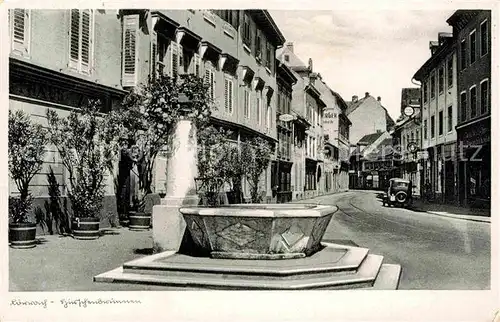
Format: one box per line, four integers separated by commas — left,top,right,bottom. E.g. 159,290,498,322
46,99,122,219
8,110,49,224
197,126,242,206
112,74,214,213
241,137,273,203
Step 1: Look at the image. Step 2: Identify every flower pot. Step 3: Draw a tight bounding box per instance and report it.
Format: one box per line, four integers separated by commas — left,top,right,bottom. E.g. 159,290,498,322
71,217,100,240
9,223,37,249
128,211,151,231
118,214,130,227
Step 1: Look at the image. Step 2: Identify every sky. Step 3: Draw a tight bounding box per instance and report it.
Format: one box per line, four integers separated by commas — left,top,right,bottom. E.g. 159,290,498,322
269,10,455,121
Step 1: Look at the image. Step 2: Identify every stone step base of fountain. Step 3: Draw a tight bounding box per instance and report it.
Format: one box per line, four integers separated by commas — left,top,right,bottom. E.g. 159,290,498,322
94,243,401,290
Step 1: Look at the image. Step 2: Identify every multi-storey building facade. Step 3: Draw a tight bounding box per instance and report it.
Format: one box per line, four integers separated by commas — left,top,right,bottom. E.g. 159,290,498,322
8,9,287,216
393,88,422,196
447,10,491,209
316,78,351,194
413,32,458,203
278,44,326,200
8,9,126,220
274,58,297,203
346,93,395,148
349,131,393,190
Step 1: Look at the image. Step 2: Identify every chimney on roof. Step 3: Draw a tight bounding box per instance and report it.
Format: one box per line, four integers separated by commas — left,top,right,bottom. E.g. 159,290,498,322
377,96,381,102
429,40,439,55
377,129,382,133
438,32,453,45
308,58,313,72
286,42,294,53
352,95,358,103
365,92,370,98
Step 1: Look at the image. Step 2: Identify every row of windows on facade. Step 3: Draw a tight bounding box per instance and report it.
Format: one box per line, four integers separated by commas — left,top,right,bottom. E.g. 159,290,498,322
423,105,454,141
423,55,453,104
459,19,489,71
365,161,392,171
9,9,93,75
9,9,277,130
422,19,488,105
212,10,274,71
421,78,488,142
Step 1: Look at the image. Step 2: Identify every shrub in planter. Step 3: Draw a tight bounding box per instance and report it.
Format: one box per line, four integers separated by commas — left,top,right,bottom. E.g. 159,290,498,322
8,110,48,248
46,100,121,240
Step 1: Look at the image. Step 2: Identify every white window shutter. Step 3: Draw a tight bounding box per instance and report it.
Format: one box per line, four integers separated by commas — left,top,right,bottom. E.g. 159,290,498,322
11,9,30,57
80,9,92,74
195,55,201,77
150,31,158,82
210,70,215,100
122,14,139,87
224,79,229,112
69,9,80,70
171,43,178,78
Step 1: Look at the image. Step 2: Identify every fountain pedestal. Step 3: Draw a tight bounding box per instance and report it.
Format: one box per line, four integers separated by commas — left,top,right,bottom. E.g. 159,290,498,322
95,204,402,290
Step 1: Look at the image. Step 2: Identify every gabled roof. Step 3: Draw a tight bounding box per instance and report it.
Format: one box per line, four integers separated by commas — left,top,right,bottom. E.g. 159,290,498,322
276,47,308,71
346,97,366,115
365,138,394,160
357,132,384,146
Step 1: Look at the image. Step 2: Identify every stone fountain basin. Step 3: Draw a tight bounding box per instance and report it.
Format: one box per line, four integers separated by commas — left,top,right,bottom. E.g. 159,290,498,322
179,203,338,260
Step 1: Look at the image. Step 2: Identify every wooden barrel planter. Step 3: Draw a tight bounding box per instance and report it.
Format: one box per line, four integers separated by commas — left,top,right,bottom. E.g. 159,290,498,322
71,217,100,240
9,223,37,249
128,211,152,231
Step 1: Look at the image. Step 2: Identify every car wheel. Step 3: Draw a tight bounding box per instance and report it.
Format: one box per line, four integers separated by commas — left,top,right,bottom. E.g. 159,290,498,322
395,191,407,204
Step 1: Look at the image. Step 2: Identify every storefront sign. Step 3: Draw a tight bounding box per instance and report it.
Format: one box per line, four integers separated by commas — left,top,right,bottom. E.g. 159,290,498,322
417,151,429,160
10,76,112,111
459,120,490,146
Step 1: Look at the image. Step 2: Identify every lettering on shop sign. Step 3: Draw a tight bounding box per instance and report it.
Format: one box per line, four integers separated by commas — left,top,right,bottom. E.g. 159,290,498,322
323,111,337,124
10,77,106,110
462,125,490,146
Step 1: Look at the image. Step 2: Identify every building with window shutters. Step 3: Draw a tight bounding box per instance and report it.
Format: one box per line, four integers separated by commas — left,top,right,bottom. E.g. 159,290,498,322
413,31,458,204
277,43,326,200
8,9,287,220
447,10,491,209
8,9,127,221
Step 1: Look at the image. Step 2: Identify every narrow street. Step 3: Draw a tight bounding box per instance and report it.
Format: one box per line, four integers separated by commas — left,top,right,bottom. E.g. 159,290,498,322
313,190,491,290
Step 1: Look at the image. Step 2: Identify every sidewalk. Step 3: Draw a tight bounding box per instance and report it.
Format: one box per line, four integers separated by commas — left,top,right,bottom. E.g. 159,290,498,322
409,198,491,223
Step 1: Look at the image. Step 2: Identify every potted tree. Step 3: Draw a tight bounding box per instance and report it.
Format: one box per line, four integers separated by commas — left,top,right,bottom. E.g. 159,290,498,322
8,110,49,248
46,99,121,240
241,137,273,203
112,74,213,230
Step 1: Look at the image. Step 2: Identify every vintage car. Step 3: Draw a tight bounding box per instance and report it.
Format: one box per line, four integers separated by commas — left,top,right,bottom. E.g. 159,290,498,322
382,178,413,207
